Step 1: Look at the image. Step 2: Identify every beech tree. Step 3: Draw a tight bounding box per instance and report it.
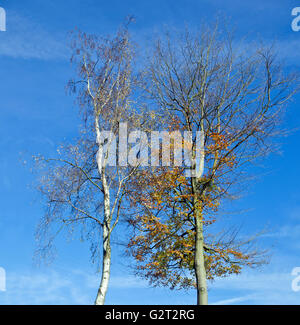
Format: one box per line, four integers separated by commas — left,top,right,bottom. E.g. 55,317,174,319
35,24,141,305
127,26,299,305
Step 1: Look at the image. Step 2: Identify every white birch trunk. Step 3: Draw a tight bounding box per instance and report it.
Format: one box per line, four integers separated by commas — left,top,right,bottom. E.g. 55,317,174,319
94,117,112,305
95,171,112,305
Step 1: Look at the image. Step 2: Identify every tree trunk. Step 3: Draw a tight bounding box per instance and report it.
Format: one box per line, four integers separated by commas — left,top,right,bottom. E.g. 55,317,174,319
194,206,208,305
192,127,208,305
94,156,112,305
95,222,111,305
95,193,111,305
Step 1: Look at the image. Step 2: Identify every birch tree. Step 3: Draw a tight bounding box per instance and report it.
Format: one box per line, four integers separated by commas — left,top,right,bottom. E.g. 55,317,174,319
127,25,299,305
35,25,140,305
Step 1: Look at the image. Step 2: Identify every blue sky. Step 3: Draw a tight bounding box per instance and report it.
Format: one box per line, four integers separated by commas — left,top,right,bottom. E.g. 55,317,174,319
0,0,300,305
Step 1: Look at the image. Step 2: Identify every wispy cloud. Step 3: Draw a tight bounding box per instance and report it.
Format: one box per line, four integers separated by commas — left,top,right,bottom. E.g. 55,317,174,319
0,265,299,305
210,270,300,305
0,268,149,305
211,294,257,305
0,269,91,304
263,224,300,239
0,12,69,60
